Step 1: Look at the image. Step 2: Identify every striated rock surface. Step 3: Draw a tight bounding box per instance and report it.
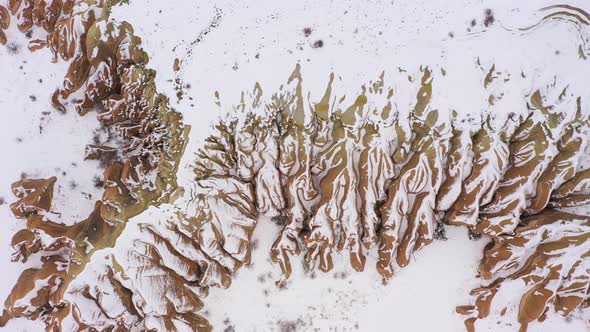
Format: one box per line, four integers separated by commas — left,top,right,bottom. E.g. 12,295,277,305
457,210,590,332
1,0,189,329
3,2,590,331
189,66,590,331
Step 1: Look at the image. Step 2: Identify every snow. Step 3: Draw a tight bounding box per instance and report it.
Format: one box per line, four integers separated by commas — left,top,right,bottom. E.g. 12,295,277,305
1,0,590,331
0,12,102,332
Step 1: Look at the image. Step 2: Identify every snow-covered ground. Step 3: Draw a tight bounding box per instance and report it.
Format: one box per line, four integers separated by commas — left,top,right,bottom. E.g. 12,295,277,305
2,0,590,331
0,18,104,331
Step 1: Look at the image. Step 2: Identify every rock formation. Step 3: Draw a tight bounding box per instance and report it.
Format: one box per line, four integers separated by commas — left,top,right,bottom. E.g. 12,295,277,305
1,1,590,331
